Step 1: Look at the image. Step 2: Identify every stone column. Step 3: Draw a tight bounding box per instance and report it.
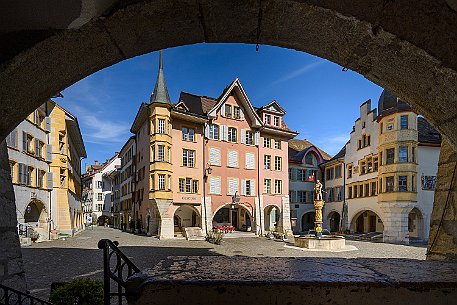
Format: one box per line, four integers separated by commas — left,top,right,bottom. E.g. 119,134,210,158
427,139,457,260
281,196,292,235
203,197,213,235
0,140,27,290
257,196,264,236
159,217,174,239
380,202,414,245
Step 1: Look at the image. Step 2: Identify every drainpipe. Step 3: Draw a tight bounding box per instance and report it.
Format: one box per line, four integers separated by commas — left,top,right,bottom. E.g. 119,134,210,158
342,161,346,231
202,122,208,235
257,129,262,236
80,156,86,231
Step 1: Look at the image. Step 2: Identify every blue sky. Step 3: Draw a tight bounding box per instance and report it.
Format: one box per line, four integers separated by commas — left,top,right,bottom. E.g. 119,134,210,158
57,43,383,167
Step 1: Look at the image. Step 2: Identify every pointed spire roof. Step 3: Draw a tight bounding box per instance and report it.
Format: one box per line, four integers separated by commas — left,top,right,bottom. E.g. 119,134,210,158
150,50,171,104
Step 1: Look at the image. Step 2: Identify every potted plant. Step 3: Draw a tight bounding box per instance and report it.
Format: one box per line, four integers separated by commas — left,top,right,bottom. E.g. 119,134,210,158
30,231,40,243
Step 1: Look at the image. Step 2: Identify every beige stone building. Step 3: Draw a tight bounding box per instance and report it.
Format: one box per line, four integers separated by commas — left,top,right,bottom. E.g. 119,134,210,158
7,100,86,240
322,91,441,244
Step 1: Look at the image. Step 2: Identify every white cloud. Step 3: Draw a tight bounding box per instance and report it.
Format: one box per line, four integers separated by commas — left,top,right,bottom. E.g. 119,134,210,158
313,133,349,156
272,60,324,85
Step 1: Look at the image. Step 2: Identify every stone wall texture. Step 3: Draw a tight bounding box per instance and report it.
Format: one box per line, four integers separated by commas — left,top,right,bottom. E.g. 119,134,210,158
0,140,27,290
427,139,457,260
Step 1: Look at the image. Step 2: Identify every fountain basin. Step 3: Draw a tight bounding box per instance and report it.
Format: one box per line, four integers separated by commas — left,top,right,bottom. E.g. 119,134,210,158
294,235,346,250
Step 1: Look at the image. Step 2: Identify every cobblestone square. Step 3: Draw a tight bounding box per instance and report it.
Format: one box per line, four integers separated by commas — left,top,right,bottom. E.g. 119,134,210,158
22,227,426,300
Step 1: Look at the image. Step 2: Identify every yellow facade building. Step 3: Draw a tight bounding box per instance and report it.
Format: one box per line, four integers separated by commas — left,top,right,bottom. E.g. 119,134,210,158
47,100,86,235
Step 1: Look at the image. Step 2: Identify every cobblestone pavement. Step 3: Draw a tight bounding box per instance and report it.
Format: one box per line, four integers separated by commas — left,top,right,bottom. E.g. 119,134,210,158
22,227,426,300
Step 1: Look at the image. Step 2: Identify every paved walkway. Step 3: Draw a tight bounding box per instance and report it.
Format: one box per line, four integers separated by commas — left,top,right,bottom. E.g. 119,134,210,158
22,227,426,300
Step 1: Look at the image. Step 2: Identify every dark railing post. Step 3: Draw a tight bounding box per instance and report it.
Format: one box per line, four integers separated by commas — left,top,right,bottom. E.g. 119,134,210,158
0,283,53,305
98,239,141,305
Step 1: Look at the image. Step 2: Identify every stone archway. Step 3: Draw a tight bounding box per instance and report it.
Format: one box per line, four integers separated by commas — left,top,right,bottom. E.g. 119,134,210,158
301,211,316,232
213,204,254,232
264,205,280,232
328,211,341,232
409,208,425,241
24,201,47,225
351,210,384,234
173,205,201,237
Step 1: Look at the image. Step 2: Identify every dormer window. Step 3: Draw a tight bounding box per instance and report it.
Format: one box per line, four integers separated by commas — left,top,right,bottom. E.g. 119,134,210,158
274,116,280,127
225,105,232,118
234,106,241,119
264,114,271,125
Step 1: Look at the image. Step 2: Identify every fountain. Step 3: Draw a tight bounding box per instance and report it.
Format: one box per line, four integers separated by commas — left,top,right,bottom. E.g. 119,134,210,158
294,180,346,250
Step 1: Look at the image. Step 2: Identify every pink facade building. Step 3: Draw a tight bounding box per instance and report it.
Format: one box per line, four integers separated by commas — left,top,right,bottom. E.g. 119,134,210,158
131,52,297,239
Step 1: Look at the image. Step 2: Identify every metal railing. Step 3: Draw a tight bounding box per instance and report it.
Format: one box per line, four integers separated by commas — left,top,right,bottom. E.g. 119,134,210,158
98,239,140,305
0,283,52,305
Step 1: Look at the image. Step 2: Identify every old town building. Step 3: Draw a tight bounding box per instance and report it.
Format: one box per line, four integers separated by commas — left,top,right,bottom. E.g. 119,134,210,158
82,153,120,225
288,139,330,234
7,100,86,241
322,91,441,244
130,52,298,239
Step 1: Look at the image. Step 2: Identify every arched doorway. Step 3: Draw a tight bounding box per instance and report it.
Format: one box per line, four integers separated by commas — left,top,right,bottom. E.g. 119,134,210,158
174,205,201,236
408,208,424,240
351,210,384,233
24,200,48,228
328,211,341,232
97,215,111,226
264,205,280,232
301,212,316,232
213,204,253,232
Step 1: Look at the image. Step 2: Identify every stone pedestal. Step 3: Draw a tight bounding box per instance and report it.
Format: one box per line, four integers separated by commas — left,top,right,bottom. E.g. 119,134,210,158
381,202,414,245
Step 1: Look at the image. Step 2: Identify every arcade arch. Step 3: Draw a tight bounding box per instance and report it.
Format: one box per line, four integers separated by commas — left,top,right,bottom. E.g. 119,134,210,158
351,210,384,233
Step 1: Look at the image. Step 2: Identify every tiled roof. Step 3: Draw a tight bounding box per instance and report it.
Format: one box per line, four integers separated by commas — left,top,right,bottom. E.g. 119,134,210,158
288,139,332,162
177,92,217,116
418,117,441,145
330,145,347,160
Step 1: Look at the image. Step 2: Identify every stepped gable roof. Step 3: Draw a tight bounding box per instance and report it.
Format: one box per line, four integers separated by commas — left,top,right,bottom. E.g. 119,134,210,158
288,139,332,162
377,89,413,118
418,117,441,145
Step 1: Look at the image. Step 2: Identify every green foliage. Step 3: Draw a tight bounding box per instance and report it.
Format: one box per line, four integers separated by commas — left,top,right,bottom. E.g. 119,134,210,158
50,279,104,305
206,229,224,245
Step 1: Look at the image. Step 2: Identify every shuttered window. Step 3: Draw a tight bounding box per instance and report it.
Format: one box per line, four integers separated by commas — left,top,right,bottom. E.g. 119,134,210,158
228,150,238,168
6,129,17,148
245,153,255,169
227,178,239,195
241,179,255,196
209,177,221,194
209,147,221,165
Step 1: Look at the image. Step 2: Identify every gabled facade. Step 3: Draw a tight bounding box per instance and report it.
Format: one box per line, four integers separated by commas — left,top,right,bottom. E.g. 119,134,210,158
7,100,86,240
130,52,298,239
322,91,441,244
288,139,331,234
82,153,120,225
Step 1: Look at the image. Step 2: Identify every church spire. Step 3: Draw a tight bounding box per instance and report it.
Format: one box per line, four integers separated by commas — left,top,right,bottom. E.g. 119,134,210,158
150,50,171,104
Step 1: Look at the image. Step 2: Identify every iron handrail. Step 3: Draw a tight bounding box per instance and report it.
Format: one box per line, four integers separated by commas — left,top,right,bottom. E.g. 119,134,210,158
0,283,52,305
98,239,140,305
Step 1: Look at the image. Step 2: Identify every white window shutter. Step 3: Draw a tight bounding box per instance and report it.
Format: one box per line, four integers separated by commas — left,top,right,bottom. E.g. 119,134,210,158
241,129,246,144
241,179,246,196
240,108,245,121
245,153,255,169
47,172,53,189
221,125,228,141
22,132,27,152
46,144,52,162
250,179,255,195
45,117,51,132
34,139,39,157
221,104,226,117
204,124,209,138
254,131,260,146
209,148,220,165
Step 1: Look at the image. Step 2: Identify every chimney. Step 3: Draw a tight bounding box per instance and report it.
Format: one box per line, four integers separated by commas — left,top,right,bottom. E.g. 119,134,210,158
94,160,99,165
